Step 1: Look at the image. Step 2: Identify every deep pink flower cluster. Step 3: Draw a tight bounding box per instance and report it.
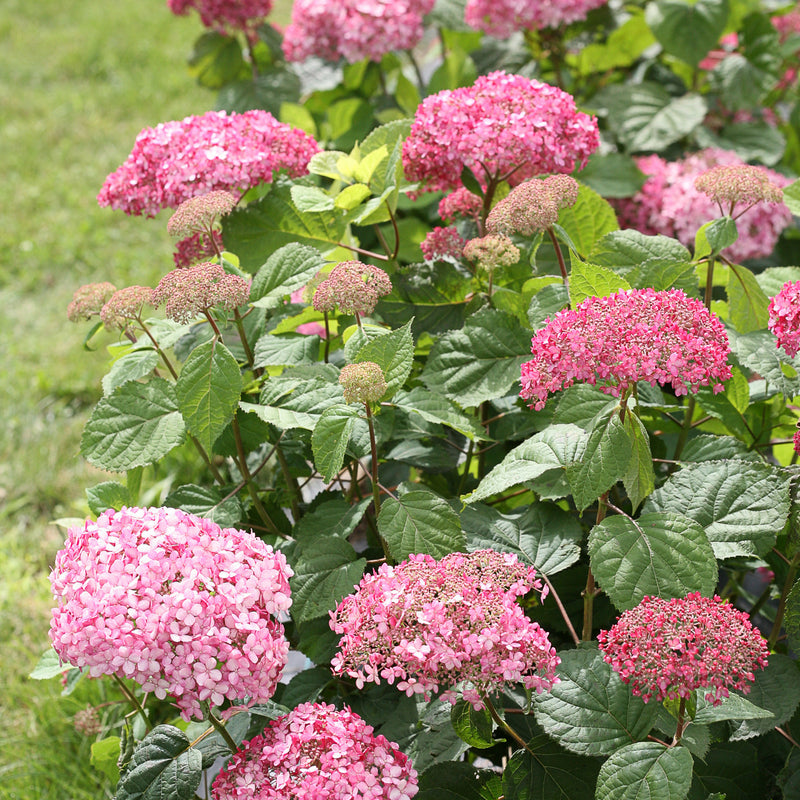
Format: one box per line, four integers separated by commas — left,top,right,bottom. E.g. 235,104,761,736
402,72,599,194
212,702,418,800
98,110,319,217
67,282,117,322
312,261,392,317
438,187,483,223
465,0,608,37
173,230,225,268
167,0,273,33
49,507,293,720
768,279,800,358
613,149,792,263
520,288,732,410
598,593,769,705
420,226,468,262
282,0,435,64
330,550,559,709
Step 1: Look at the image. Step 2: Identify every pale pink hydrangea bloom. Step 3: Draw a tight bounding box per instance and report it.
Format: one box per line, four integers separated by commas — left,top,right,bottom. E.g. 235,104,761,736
173,230,225,268
49,507,293,720
768,280,800,358
465,0,608,37
330,550,559,709
420,226,468,262
339,362,387,404
98,110,319,217
167,0,273,33
463,233,520,271
167,190,238,241
520,288,732,410
100,286,156,330
438,188,483,223
695,164,785,215
613,149,792,263
598,593,769,705
67,282,117,322
212,702,418,800
312,261,392,316
486,175,579,237
402,72,599,195
283,0,435,63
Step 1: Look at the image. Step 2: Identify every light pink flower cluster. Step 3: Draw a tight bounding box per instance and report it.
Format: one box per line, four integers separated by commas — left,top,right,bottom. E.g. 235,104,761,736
768,279,800,357
486,175,579,237
598,593,769,705
330,550,559,709
438,188,483,223
67,282,117,322
282,0,435,64
339,362,387,404
167,0,273,33
312,261,392,317
100,286,156,330
49,507,292,720
420,226,468,262
613,149,792,263
465,0,608,37
520,288,732,410
212,702,418,800
463,233,520,271
154,262,250,323
167,190,238,241
695,164,785,215
98,110,319,217
402,72,599,194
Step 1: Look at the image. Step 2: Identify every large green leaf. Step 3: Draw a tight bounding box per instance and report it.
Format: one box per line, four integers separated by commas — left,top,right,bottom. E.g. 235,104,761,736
355,318,414,399
786,578,800,656
532,645,659,756
693,693,774,725
392,387,486,441
595,741,693,800
416,761,501,800
726,262,769,333
176,339,242,453
588,512,718,611
162,484,243,528
645,0,730,67
80,378,186,472
253,332,320,367
644,461,791,559
450,700,495,749
688,742,761,800
569,261,631,307
556,184,619,258
622,412,655,511
311,403,360,482
591,230,692,274
695,120,786,166
102,348,159,396
86,481,131,515
553,384,619,430
249,242,328,309
240,401,318,431
728,329,800,398
406,701,470,773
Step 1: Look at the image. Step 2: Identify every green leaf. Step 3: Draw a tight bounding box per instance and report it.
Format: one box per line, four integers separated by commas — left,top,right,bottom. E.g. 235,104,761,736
450,700,495,749
645,0,730,67
29,648,73,680
115,724,202,800
527,284,570,330
311,404,360,482
280,666,333,708
465,425,587,504
679,434,759,463
217,69,301,117
91,736,121,783
102,348,159,396
240,401,318,432
162,484,243,528
693,693,774,725
786,578,800,655
392,387,486,441
187,32,247,89
728,329,800,399
407,701,470,773
622,413,655,511
569,260,631,307
81,378,186,472
533,645,660,756
427,48,477,94
176,339,242,454
378,487,466,561
726,262,769,333
588,512,718,611
249,242,328,309
784,179,800,216
355,318,414,399
689,741,760,800
755,265,800,299
644,461,790,559
253,332,320,367
695,217,738,261
86,481,131,515
289,535,366,622
293,496,371,543
591,229,692,275
595,741,693,800
556,184,619,257
577,152,646,198
553,384,618,430
421,309,532,407
695,121,786,166
417,761,501,800
289,184,335,213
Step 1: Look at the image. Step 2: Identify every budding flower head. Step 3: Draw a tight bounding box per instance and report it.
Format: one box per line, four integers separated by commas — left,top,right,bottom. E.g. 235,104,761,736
73,706,103,737
420,226,468,262
100,286,155,330
311,261,392,316
167,190,237,241
439,187,483,223
694,164,785,217
598,593,769,705
463,233,520,271
768,279,800,358
339,361,387,404
486,175,579,237
67,282,117,322
153,262,250,324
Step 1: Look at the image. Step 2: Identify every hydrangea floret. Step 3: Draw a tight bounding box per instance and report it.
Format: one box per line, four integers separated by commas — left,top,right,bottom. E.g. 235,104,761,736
420,226,468,262
768,279,800,357
438,187,483,223
98,110,319,217
167,0,273,34
67,282,117,322
486,175,579,237
330,550,560,709
49,507,293,720
99,285,156,330
597,593,769,705
465,0,608,37
339,362,387,404
463,233,520,272
211,702,419,800
311,261,392,317
402,71,599,195
519,288,732,410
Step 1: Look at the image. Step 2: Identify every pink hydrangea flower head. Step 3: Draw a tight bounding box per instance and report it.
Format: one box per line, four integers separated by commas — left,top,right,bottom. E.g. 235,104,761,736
173,230,225,268
486,175,579,237
520,288,732,410
73,706,103,737
694,165,785,217
49,506,293,720
212,702,419,800
311,261,392,316
768,279,800,358
330,550,559,709
67,282,117,322
98,110,319,217
438,188,483,223
613,149,793,263
598,593,769,705
339,362,387,404
154,262,250,324
167,190,238,241
283,0,435,63
463,233,520,271
420,226,468,262
167,0,273,34
465,0,608,37
100,286,156,330
402,71,599,194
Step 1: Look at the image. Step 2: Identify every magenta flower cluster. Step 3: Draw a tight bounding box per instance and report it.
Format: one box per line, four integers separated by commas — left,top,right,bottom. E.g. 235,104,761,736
768,279,800,358
438,187,483,223
465,0,608,37
167,0,273,33
49,507,292,720
282,0,434,64
598,593,769,705
402,71,599,195
613,149,792,263
98,110,319,217
520,288,732,410
420,226,468,262
212,702,418,800
330,550,559,709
